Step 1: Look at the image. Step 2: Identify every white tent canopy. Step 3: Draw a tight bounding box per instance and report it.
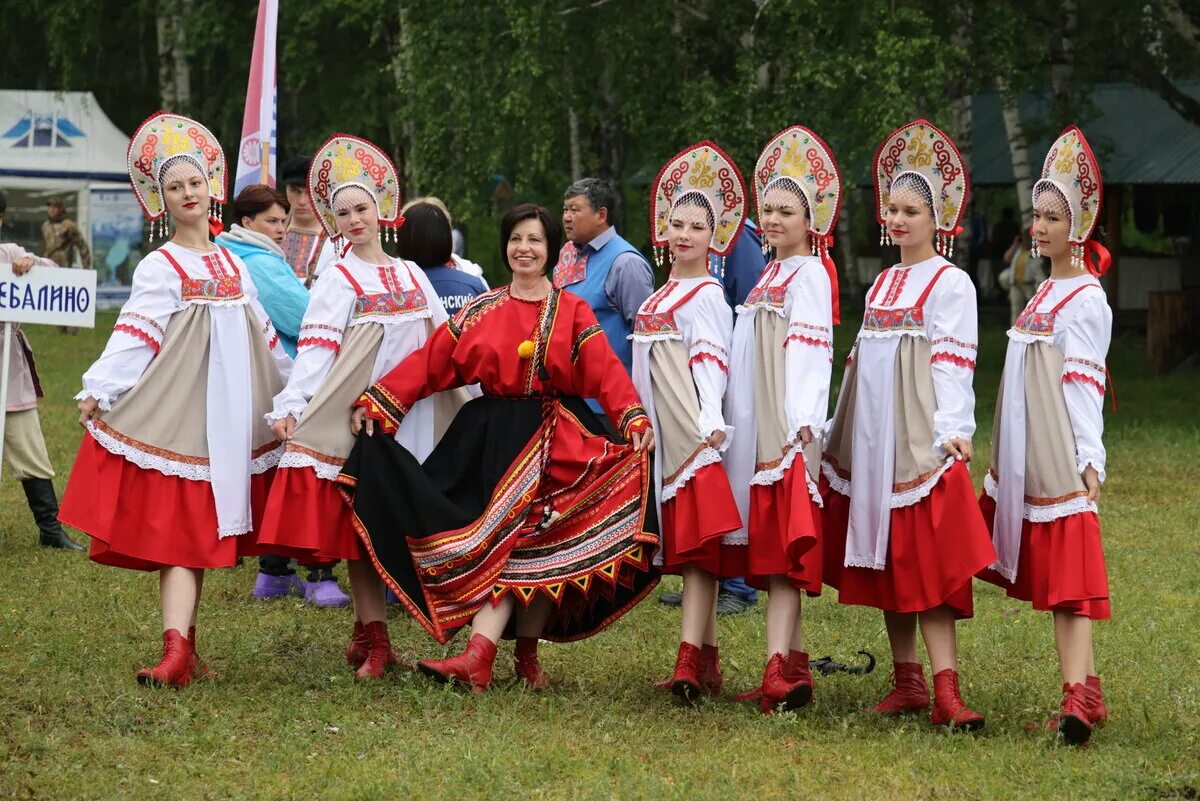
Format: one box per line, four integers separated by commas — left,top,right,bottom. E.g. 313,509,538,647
0,90,130,186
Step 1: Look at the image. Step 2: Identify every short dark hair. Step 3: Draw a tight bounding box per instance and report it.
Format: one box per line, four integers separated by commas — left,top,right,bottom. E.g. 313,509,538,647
232,184,289,226
500,204,561,276
396,202,453,268
563,177,618,220
280,156,311,188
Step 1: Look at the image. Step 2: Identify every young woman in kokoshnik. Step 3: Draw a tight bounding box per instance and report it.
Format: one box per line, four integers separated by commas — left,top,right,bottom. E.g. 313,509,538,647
635,142,747,705
819,120,997,729
60,111,292,687
978,126,1114,745
722,126,843,713
257,135,462,679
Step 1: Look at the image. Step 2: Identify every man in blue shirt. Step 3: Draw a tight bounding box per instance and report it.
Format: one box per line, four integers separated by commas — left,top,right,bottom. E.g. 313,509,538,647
659,218,769,615
555,178,654,381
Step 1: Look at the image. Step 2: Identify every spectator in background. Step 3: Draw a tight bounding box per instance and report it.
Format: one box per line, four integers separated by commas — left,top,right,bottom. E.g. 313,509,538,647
1,188,84,551
396,201,486,315
216,184,308,357
1001,226,1046,323
279,156,334,286
42,197,91,269
555,178,654,380
402,196,488,289
42,197,91,333
217,183,352,609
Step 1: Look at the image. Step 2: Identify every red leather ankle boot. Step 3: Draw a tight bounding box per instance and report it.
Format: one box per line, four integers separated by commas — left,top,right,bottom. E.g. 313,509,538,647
354,620,399,679
1057,682,1093,745
872,661,929,715
734,649,808,704
345,621,370,670
930,669,985,730
417,633,497,693
136,629,193,688
759,652,814,713
668,642,703,705
515,637,550,689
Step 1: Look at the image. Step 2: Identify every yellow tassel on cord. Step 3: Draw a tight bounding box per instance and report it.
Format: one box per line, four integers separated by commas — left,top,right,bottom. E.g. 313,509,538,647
517,340,536,359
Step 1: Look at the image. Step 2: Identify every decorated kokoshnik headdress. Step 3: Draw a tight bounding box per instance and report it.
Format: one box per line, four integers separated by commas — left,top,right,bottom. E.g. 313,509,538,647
128,111,227,240
754,125,843,323
307,134,404,242
873,119,969,259
1031,125,1110,276
649,140,748,275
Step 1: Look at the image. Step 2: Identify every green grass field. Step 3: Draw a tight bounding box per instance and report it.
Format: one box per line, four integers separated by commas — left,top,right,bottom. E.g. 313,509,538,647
2,311,1198,801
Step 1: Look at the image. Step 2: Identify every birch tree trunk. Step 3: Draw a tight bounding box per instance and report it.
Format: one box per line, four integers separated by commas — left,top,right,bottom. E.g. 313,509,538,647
155,0,191,111
999,79,1034,223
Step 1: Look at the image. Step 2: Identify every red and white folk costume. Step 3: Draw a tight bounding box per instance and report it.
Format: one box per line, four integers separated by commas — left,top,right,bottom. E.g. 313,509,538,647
725,126,843,596
821,120,994,615
61,112,290,571
979,126,1113,621
258,136,455,564
635,141,747,579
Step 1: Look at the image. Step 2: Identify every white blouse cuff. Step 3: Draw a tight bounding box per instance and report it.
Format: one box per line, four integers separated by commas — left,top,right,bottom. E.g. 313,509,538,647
75,389,114,412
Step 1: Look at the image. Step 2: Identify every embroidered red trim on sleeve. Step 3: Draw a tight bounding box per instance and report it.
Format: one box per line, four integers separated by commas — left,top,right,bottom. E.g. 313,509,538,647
113,323,161,353
784,333,833,351
688,352,729,373
296,336,341,354
1063,371,1105,395
930,352,976,370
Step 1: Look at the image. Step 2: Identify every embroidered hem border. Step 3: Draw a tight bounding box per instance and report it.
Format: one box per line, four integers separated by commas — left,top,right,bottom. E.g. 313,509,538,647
751,443,823,508
982,471,1098,523
86,419,282,481
820,455,953,510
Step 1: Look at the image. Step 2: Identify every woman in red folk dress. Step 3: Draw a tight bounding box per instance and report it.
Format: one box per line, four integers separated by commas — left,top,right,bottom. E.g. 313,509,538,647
979,126,1113,745
820,120,996,729
635,142,746,705
342,203,658,692
60,111,291,686
724,126,842,713
258,135,460,678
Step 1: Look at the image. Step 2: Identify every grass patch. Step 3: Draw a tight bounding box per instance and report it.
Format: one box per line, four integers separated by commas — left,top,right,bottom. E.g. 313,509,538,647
1,313,1197,800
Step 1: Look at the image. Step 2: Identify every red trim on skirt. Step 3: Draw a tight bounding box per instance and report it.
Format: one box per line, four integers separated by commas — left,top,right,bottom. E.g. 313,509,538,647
977,493,1111,620
659,462,746,579
59,433,268,571
258,465,365,562
747,455,822,594
819,460,995,618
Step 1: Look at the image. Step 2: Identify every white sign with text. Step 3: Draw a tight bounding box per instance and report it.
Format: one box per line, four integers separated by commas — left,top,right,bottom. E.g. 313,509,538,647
0,262,97,328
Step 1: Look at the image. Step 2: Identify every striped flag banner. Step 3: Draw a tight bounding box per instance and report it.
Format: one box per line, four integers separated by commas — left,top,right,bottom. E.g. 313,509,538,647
233,0,278,196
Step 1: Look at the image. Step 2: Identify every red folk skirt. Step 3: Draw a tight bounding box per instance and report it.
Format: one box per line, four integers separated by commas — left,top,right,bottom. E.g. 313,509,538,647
819,460,995,619
59,433,268,571
659,462,746,579
258,466,364,563
977,493,1111,620
746,454,822,594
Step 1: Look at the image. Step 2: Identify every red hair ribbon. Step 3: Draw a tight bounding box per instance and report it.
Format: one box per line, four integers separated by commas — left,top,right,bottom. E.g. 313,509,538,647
815,232,840,325
208,218,224,238
1084,239,1112,277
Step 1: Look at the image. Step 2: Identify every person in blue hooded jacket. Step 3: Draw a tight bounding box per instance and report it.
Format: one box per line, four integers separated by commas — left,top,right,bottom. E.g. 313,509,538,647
217,184,309,357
